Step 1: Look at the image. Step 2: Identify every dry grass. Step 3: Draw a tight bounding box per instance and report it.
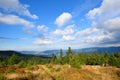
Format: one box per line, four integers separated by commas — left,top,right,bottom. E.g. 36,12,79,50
55,65,120,80
0,65,120,80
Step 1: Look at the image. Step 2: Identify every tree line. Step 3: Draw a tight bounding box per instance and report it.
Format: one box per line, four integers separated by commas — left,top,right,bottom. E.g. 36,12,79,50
51,47,120,68
0,47,120,68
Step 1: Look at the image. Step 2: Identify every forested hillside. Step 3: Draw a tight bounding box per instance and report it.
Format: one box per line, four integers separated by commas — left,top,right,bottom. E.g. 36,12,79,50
0,47,120,80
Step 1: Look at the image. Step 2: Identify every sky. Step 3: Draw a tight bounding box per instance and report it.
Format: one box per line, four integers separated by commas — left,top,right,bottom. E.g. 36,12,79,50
0,0,120,51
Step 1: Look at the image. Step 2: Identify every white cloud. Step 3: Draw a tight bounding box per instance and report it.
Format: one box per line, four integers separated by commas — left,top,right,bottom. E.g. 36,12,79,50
0,13,34,27
34,39,52,45
83,34,113,43
76,27,98,36
37,25,48,32
55,12,72,27
87,0,120,19
87,8,100,19
82,0,120,46
53,24,74,35
53,29,63,35
0,0,38,19
63,35,75,41
104,17,120,31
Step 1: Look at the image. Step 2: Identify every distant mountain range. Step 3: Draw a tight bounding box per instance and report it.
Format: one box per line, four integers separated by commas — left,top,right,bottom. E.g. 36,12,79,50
0,51,24,56
74,46,120,53
20,46,120,56
0,46,120,57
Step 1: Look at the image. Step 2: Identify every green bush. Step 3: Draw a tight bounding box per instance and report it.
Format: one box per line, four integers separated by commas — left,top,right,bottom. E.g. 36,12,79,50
48,65,52,69
55,68,61,72
8,53,19,65
108,55,120,68
18,60,26,68
0,61,6,68
69,55,81,69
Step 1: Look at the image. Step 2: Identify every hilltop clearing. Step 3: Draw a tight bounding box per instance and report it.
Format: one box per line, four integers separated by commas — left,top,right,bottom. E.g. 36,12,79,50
0,65,120,80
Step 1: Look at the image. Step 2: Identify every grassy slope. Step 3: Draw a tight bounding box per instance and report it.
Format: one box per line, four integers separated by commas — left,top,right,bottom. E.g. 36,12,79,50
0,65,120,80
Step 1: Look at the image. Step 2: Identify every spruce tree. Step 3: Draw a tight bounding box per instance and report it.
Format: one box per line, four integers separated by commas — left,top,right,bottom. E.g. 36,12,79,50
51,53,57,64
8,53,19,65
58,49,63,64
66,47,74,64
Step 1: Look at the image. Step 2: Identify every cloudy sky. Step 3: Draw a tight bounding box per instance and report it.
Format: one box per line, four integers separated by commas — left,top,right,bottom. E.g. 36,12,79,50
0,0,120,51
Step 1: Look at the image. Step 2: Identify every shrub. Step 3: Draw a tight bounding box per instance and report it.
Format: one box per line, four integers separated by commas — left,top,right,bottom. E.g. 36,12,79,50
8,53,19,65
18,60,26,68
0,61,6,68
55,68,61,72
69,55,81,69
48,65,52,69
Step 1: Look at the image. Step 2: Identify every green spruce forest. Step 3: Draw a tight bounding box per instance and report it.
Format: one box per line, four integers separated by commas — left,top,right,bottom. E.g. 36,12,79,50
0,47,120,68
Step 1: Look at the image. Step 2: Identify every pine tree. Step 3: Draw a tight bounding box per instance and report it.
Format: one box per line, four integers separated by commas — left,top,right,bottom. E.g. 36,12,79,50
69,55,81,68
8,53,19,65
66,47,74,64
51,53,57,64
58,49,63,64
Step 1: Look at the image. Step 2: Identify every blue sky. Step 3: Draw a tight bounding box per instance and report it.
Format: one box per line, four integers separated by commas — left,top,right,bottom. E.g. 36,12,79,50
0,0,120,51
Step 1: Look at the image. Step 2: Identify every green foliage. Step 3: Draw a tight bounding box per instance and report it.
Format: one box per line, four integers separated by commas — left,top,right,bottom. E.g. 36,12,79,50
26,56,43,66
62,47,81,68
8,53,19,65
18,60,26,68
99,53,106,65
55,67,61,72
86,52,104,65
58,49,63,64
27,60,35,66
0,74,7,80
114,51,120,58
0,61,6,68
6,68,16,73
77,52,87,65
108,54,120,67
48,65,52,69
0,47,120,68
65,47,74,64
69,55,81,68
51,53,57,64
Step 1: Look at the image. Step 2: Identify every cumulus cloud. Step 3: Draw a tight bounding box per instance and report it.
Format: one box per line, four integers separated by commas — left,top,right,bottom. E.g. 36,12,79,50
0,0,38,19
87,0,120,19
37,25,48,32
87,8,100,19
63,35,75,41
55,12,72,27
34,39,52,45
79,0,120,46
0,13,34,27
76,27,98,36
104,17,120,31
83,33,113,44
53,24,74,35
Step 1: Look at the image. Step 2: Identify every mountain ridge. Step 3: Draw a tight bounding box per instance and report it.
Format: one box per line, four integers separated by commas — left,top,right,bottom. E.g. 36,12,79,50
0,46,120,57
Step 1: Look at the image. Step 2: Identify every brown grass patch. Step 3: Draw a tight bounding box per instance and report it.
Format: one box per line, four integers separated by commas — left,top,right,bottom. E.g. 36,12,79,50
1,65,120,80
